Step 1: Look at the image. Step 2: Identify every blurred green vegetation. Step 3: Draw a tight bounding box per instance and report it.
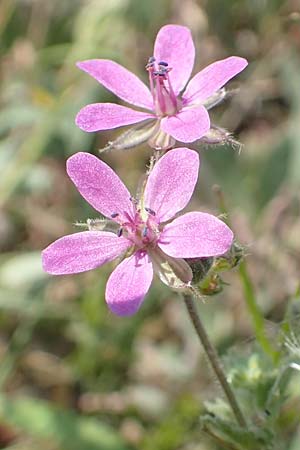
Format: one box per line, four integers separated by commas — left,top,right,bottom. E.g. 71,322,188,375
0,0,300,449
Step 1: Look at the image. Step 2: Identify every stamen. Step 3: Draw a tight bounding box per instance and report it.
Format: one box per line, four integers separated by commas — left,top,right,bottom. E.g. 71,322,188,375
146,56,177,117
165,71,177,108
130,197,138,205
146,57,156,99
146,56,156,69
111,212,119,218
142,226,148,237
155,73,166,114
153,68,168,77
153,63,171,79
123,210,135,226
145,207,156,216
117,228,123,237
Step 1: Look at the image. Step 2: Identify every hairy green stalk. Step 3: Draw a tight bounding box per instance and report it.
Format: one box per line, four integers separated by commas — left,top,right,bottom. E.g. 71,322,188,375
183,293,247,428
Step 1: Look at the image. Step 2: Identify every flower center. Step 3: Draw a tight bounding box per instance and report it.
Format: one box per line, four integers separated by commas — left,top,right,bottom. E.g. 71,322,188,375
114,207,160,250
146,56,179,116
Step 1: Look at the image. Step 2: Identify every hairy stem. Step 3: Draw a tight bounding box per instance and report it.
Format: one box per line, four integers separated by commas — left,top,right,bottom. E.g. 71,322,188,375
183,293,247,428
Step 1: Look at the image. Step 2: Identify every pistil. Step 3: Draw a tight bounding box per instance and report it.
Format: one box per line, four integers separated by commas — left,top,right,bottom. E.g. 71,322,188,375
146,56,178,117
116,206,160,250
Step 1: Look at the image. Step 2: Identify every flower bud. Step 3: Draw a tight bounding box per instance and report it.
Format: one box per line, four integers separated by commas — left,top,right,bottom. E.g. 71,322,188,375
185,257,214,285
213,241,245,273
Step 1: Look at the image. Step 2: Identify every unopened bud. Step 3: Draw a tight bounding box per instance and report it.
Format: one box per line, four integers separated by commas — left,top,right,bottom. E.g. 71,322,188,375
199,273,224,296
213,241,245,273
99,120,156,153
185,257,214,285
198,126,242,152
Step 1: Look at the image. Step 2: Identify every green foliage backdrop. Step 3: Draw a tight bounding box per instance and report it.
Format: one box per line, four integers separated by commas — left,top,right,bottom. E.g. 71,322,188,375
0,0,300,448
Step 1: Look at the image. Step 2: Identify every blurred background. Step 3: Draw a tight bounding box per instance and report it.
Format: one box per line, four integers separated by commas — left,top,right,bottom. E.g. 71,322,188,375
0,0,300,449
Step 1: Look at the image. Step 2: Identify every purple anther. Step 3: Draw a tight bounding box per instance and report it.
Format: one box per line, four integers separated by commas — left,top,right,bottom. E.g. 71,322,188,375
142,227,148,238
111,212,119,218
129,197,138,204
158,61,168,66
146,56,156,69
153,69,167,78
117,227,123,237
145,207,156,216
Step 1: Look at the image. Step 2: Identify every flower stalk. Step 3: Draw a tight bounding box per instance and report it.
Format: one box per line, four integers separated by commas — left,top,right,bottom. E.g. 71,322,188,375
183,292,247,428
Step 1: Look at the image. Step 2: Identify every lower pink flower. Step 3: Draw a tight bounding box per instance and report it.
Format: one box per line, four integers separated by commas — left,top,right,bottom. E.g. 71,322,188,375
42,148,233,316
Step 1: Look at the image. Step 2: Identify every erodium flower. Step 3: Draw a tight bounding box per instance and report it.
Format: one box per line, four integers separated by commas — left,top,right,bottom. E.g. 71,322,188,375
42,148,233,316
75,24,248,151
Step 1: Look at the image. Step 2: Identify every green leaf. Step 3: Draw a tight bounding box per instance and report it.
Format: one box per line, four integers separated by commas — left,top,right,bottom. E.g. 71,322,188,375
0,252,46,289
0,394,131,450
289,429,300,450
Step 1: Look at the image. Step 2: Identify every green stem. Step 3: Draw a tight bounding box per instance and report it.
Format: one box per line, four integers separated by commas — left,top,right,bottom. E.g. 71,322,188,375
238,260,278,362
183,293,247,428
213,185,278,362
0,318,36,389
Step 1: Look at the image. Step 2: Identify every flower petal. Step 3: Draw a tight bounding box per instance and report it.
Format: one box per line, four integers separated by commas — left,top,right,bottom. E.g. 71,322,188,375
42,231,131,275
105,251,153,316
144,148,199,222
161,105,210,143
77,59,153,110
75,103,154,132
182,56,248,105
159,212,233,258
67,152,134,222
154,25,195,95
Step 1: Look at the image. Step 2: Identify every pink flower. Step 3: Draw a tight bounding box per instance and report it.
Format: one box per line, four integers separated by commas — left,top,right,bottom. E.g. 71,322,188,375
75,25,248,150
42,148,233,316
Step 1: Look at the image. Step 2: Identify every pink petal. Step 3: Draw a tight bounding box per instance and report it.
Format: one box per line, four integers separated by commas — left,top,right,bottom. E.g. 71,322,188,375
154,25,195,95
159,212,233,258
42,231,131,275
161,105,210,143
67,152,134,222
77,59,153,110
75,103,154,132
144,148,199,222
105,251,153,316
183,56,248,105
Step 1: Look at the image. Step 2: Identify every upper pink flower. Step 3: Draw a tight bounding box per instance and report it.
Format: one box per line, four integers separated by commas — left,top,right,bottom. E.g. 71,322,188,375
75,24,248,150
42,148,233,316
